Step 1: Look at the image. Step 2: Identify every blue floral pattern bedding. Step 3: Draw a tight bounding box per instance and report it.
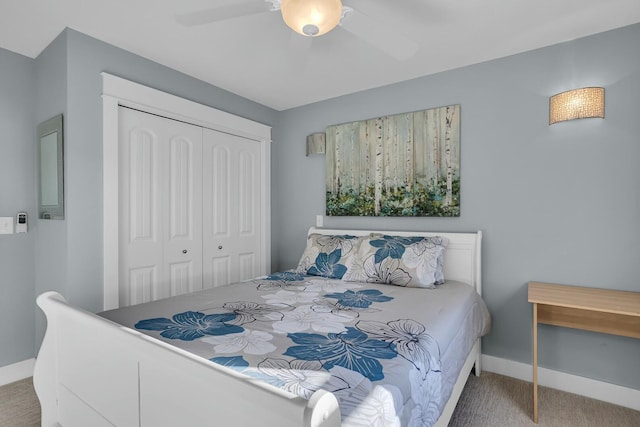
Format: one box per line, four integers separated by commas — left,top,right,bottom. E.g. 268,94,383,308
100,273,490,426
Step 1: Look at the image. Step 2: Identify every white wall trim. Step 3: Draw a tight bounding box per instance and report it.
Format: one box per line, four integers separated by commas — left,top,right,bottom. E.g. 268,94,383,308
102,72,271,311
0,358,35,386
482,354,640,412
102,73,271,142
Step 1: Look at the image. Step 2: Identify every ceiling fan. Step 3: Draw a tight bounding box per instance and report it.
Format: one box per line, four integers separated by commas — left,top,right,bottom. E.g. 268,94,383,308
176,0,419,61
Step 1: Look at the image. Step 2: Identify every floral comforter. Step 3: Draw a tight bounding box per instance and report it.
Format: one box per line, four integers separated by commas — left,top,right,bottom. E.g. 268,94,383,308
100,273,490,426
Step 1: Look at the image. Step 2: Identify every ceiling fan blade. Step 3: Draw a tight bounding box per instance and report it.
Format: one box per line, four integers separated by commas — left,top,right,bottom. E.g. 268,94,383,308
176,1,277,27
339,8,419,61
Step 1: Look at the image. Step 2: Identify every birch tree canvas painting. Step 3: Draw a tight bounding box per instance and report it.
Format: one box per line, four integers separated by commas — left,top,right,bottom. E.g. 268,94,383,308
326,104,460,217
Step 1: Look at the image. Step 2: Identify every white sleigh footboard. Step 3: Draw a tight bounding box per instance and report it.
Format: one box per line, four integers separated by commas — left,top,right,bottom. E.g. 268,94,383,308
34,291,341,427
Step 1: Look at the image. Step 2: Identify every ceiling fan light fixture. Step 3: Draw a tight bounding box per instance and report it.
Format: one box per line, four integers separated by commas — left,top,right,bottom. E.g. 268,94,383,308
280,0,343,37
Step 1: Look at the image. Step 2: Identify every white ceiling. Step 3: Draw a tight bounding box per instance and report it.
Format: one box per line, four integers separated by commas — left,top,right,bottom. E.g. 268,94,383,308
1,0,639,111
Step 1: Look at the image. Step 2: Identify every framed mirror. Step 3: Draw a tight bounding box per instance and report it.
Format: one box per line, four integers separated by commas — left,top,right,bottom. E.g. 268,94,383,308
37,114,64,219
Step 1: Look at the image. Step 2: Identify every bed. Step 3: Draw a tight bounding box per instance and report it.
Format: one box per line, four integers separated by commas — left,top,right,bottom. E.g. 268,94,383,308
34,227,490,427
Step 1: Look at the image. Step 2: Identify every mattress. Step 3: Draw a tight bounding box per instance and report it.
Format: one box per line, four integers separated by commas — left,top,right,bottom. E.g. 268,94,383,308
100,273,490,426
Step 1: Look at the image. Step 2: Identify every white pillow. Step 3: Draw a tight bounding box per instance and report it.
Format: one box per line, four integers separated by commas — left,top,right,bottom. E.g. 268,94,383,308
343,235,448,288
295,233,361,279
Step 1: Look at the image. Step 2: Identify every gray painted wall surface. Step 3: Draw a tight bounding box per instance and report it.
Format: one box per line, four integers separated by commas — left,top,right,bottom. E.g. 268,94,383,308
2,22,638,393
0,48,36,367
272,23,640,390
33,31,68,349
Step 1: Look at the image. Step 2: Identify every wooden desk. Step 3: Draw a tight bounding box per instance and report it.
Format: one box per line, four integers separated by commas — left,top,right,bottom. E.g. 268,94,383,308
528,281,640,423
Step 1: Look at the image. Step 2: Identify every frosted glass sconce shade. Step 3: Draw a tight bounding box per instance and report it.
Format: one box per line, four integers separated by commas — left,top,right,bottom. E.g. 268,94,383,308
549,87,605,125
306,133,326,155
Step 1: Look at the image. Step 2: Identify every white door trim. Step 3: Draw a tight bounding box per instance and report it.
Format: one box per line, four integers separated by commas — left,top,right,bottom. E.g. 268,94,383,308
102,73,271,310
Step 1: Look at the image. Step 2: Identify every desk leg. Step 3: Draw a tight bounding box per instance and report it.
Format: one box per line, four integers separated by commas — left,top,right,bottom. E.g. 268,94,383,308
533,302,538,423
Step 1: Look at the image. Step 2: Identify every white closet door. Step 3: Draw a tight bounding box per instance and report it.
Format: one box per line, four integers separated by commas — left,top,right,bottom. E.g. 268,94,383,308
202,128,262,288
119,107,203,306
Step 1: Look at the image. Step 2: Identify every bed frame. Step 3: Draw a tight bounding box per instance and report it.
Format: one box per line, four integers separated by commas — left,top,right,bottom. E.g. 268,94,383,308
34,227,482,427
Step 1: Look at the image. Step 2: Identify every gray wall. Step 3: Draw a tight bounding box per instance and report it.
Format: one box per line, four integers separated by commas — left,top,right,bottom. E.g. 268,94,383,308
2,21,639,393
33,31,68,349
0,48,36,367
272,23,640,390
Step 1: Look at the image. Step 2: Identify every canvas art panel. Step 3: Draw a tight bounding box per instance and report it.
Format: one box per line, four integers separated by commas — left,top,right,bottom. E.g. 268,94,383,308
326,104,460,217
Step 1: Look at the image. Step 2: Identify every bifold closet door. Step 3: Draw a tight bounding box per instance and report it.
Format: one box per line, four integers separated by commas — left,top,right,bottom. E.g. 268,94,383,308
118,107,203,307
202,128,262,288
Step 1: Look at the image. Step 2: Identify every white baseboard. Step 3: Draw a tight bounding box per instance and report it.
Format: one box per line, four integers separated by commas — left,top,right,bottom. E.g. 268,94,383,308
0,358,35,387
481,354,640,412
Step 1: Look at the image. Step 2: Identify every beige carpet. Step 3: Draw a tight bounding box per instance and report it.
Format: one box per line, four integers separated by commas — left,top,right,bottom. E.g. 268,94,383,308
449,372,640,427
0,377,39,427
1,373,639,426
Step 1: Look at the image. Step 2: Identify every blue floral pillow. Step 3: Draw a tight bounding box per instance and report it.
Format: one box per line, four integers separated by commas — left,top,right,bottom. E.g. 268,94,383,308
343,235,448,288
296,234,360,279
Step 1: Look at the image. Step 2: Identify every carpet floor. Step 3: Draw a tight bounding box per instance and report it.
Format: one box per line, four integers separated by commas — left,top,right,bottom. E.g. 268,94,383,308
1,372,639,426
0,377,39,427
449,372,640,427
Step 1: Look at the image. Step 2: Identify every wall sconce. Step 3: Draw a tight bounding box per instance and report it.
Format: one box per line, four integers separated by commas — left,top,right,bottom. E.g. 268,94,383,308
306,133,326,156
549,87,605,125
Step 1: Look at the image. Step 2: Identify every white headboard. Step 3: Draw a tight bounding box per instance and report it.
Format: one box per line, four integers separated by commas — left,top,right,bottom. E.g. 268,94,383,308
307,227,483,296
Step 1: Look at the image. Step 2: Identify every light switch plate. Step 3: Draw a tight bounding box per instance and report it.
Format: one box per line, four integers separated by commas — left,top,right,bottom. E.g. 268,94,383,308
0,217,14,234
316,215,323,227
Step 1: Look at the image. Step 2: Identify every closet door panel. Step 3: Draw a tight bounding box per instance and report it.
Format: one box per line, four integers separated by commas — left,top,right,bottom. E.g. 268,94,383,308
118,107,266,305
203,141,232,286
233,140,261,279
238,253,256,282
238,150,257,235
203,256,231,290
169,137,197,239
236,149,259,282
119,114,163,306
119,107,203,306
164,133,203,297
169,261,195,296
209,145,230,237
128,129,158,243
203,129,262,287
129,266,157,305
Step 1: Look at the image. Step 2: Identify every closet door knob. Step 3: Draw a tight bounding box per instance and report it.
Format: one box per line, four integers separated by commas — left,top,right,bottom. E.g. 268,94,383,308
182,249,188,254
218,245,223,250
